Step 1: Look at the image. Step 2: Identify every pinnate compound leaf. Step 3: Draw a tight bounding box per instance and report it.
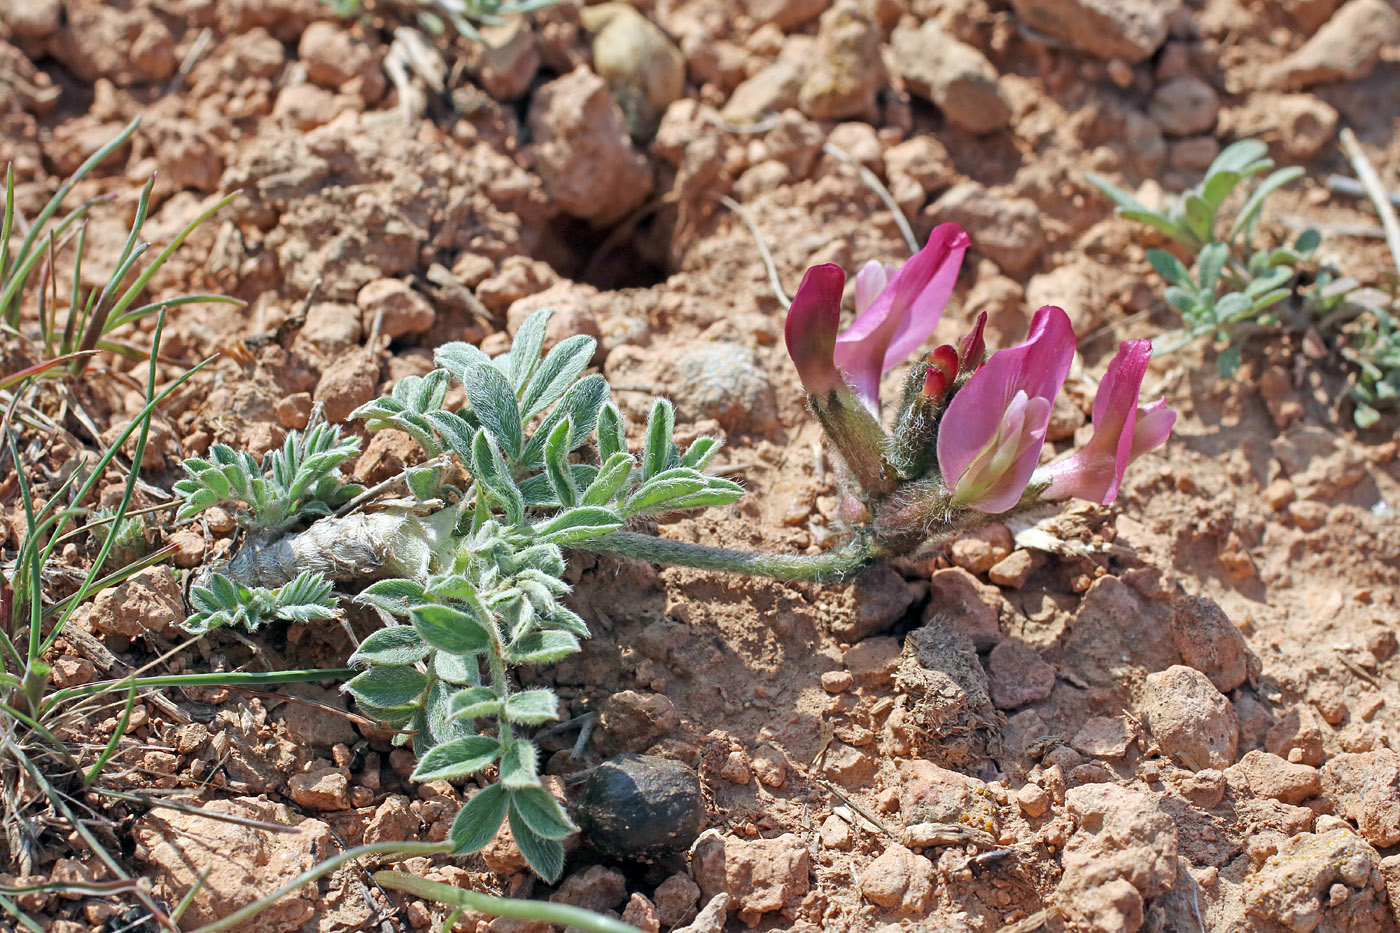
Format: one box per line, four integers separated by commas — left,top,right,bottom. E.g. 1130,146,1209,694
642,398,675,480
507,308,553,390
543,416,579,508
503,689,559,725
499,740,540,788
472,429,525,525
582,452,634,506
509,808,565,883
350,626,429,666
435,342,491,384
344,665,429,709
356,578,429,617
461,363,523,459
509,785,577,839
521,334,596,420
448,686,502,720
412,735,502,781
596,402,626,461
520,374,609,466
411,603,490,655
680,436,720,470
450,783,510,854
534,506,624,544
435,650,480,685
507,630,581,664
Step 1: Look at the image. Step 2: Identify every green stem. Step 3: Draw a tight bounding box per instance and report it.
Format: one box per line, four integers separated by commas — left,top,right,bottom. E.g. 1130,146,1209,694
577,531,877,583
487,629,512,747
374,872,643,933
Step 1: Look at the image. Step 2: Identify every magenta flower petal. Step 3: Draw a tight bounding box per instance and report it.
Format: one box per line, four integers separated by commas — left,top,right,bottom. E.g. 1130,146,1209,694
832,223,970,410
1043,339,1177,504
1131,397,1177,461
937,305,1076,513
784,263,847,398
854,260,896,314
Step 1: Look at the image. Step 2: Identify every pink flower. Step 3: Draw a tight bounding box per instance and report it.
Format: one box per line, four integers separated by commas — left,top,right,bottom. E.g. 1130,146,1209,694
783,263,847,400
936,306,1076,513
784,224,970,410
1042,339,1176,504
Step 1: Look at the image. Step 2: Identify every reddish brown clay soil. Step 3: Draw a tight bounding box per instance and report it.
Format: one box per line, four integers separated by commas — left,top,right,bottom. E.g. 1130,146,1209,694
3,0,1400,931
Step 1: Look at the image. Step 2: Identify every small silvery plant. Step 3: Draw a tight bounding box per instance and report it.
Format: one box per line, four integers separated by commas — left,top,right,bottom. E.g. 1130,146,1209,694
175,227,1175,880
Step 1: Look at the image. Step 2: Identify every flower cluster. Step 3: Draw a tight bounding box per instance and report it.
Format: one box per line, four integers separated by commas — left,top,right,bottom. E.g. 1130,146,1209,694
785,223,1175,554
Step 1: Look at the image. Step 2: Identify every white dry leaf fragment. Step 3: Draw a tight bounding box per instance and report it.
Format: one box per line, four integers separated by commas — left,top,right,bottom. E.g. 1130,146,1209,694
212,508,457,589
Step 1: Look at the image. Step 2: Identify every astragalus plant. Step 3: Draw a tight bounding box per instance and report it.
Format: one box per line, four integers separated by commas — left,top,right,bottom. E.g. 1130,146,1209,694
176,224,1174,882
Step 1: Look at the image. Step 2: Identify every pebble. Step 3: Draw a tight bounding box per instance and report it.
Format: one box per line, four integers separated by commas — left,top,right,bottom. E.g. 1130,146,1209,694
1148,76,1219,136
751,745,788,787
720,750,751,785
691,832,810,926
1266,0,1400,89
925,567,1002,650
891,21,1010,135
1009,0,1174,63
526,65,652,225
1273,94,1339,160
169,529,206,569
988,550,1038,588
843,636,902,688
583,3,685,138
748,0,825,29
313,347,379,424
275,393,314,431
819,814,853,849
468,18,538,102
1016,782,1051,818
288,767,351,811
949,524,1014,574
621,893,661,933
1051,784,1178,933
577,754,703,860
674,893,729,933
81,568,183,638
797,0,881,120
653,873,701,928
860,844,934,913
1243,829,1380,931
1225,750,1321,805
363,795,418,845
822,740,875,788
821,670,854,694
669,341,777,435
550,865,628,913
930,183,1044,277
1071,716,1137,759
1321,750,1400,847
1265,704,1326,766
987,641,1056,710
1170,594,1251,693
599,690,680,751
837,564,922,642
356,279,436,339
1142,665,1239,770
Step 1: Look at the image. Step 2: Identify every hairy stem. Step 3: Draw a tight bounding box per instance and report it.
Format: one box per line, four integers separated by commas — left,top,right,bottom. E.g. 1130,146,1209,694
374,872,642,933
577,531,878,583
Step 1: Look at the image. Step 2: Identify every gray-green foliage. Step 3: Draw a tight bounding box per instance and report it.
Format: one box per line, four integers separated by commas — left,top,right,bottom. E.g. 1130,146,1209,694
323,0,562,45
1088,140,1315,378
1091,138,1400,425
173,417,364,536
185,571,338,636
174,308,744,882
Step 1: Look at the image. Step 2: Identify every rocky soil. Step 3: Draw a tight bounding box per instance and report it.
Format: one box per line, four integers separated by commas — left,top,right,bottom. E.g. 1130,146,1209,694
2,0,1400,931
